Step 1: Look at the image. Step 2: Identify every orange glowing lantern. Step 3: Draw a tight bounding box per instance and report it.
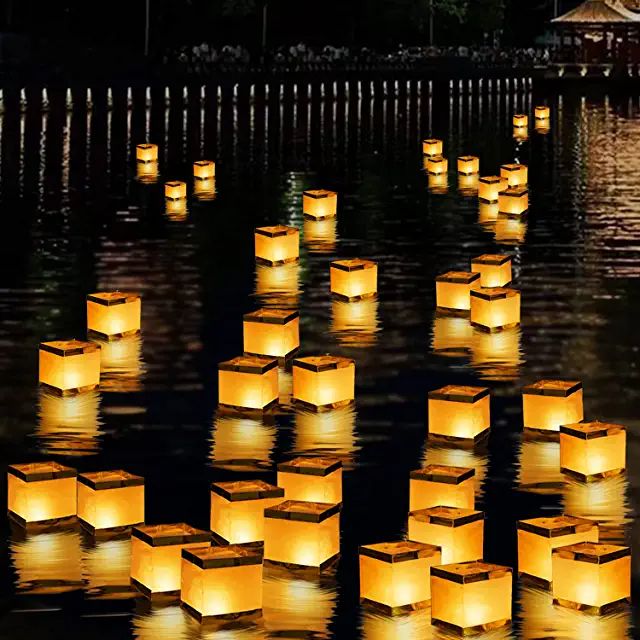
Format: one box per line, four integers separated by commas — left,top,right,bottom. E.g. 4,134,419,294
165,181,186,200
457,156,480,176
535,106,550,120
435,271,481,312
277,457,342,504
470,254,512,288
218,355,279,411
243,309,299,360
428,385,490,442
513,114,528,128
425,155,448,176
500,164,528,187
136,144,158,164
458,173,480,195
303,217,338,253
193,160,215,180
498,187,529,215
470,287,521,332
409,465,475,512
87,292,141,339
478,176,508,203
292,356,355,411
39,340,101,395
422,139,443,157
255,225,300,267
522,380,583,433
303,190,338,220
330,259,378,301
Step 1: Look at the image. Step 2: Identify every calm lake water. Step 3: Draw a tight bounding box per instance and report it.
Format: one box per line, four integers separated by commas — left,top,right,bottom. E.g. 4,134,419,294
0,78,639,639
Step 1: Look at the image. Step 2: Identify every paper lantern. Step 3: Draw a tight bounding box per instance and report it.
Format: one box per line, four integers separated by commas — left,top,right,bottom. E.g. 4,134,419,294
560,422,626,481
165,181,186,200
522,380,583,433
193,160,215,180
303,190,337,220
8,462,77,526
470,287,521,332
409,465,475,512
457,156,479,176
458,173,479,195
431,314,473,357
422,139,443,157
500,163,528,187
422,447,487,493
218,355,279,411
498,187,529,215
292,356,355,411
359,541,441,614
277,457,342,504
193,177,216,200
264,500,340,569
428,386,490,442
303,217,337,253
435,271,481,312
86,292,141,339
210,480,284,545
77,470,144,533
131,523,212,596
137,161,159,183
517,515,598,588
294,404,357,463
513,114,528,128
331,298,379,347
535,106,550,120
408,506,484,564
180,545,263,621
478,176,508,203
431,561,512,635
39,340,101,395
136,144,158,163
243,309,299,361
552,542,630,614
425,155,448,176
471,254,512,288
255,225,300,267
428,173,449,194
82,535,133,599
330,259,377,301
513,126,529,142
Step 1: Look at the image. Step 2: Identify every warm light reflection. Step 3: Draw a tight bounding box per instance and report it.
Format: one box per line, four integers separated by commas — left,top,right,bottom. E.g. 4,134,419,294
254,263,300,308
513,126,529,141
193,177,216,200
93,333,144,392
422,443,488,497
303,217,338,253
458,173,480,196
82,536,134,599
136,161,159,183
360,608,439,640
165,198,187,221
132,605,195,640
470,326,522,381
478,201,500,225
331,298,379,347
494,213,527,245
431,313,473,357
517,436,564,495
428,173,449,193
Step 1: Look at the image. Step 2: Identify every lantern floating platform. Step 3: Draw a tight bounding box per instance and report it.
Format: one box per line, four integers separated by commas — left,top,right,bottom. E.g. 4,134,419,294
255,225,300,267
193,160,215,180
164,181,187,201
522,380,583,434
136,143,158,164
330,259,378,302
500,163,528,187
428,385,490,443
457,156,480,176
39,340,101,396
471,254,512,288
498,186,529,216
292,356,355,411
478,176,508,203
87,292,141,340
410,465,475,511
535,106,550,120
435,271,481,313
243,309,299,361
303,190,338,220
425,155,448,176
277,457,342,504
470,287,521,333
218,356,279,412
422,139,443,157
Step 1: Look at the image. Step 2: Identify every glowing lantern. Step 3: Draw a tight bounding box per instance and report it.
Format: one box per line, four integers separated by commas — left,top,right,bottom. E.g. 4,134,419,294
218,355,279,411
428,173,449,194
522,380,583,433
303,190,338,220
39,340,101,395
431,313,473,357
471,254,512,288
457,156,479,175
428,385,490,442
470,287,521,332
137,161,159,183
243,309,299,361
77,470,144,533
409,465,475,512
180,545,263,621
292,356,355,411
435,271,480,312
193,160,215,180
500,163,528,187
552,542,630,614
193,177,216,200
513,114,528,128
408,506,484,564
359,541,441,614
458,173,479,195
498,187,529,215
130,523,212,596
303,217,337,253
164,181,186,200
478,176,508,203
86,292,141,339
8,462,77,526
277,457,342,504
136,144,158,163
422,139,443,157
255,225,300,267
560,422,626,481
331,298,379,347
431,561,512,635
330,259,377,301
425,155,448,176
264,500,341,569
535,106,550,120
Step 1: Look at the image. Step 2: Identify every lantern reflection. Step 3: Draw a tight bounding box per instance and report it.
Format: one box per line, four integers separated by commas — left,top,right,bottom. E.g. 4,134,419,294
535,121,551,135
82,535,134,599
458,173,479,196
93,333,144,393
470,325,521,381
303,217,338,253
137,161,159,183
87,292,141,339
254,263,300,309
422,441,488,498
132,605,194,640
360,607,440,640
331,297,379,347
478,201,500,225
494,213,527,245
517,435,564,495
193,177,216,200
513,126,529,142
428,173,449,194
165,198,187,221
431,312,473,357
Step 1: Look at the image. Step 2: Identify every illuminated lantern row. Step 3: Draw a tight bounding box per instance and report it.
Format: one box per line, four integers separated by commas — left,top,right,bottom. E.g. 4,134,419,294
422,138,443,157
292,356,355,411
478,176,508,203
277,456,342,504
425,155,448,176
254,225,300,266
500,163,528,187
218,355,279,411
428,385,490,442
165,181,187,201
359,541,441,614
87,292,141,339
435,271,481,312
517,515,598,588
498,186,529,215
535,106,550,120
330,259,378,301
513,114,529,128
471,254,512,288
243,308,299,360
136,144,158,164
302,190,338,220
409,465,475,511
470,287,521,332
457,156,480,176
522,379,583,433
193,160,215,180
39,340,101,395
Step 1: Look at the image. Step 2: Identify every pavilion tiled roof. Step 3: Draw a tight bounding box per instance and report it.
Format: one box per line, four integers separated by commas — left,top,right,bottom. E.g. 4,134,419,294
552,0,640,23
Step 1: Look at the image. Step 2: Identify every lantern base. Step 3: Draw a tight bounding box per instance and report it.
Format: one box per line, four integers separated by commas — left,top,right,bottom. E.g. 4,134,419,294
79,519,143,537
131,577,180,601
518,571,551,590
292,398,354,413
432,617,511,637
255,256,300,267
87,328,140,341
560,467,625,483
264,552,340,573
361,597,430,616
218,399,279,416
39,381,99,397
428,428,490,445
331,291,377,303
553,597,630,616
181,601,262,625
210,531,265,549
471,321,520,334
303,213,337,222
435,307,471,317
244,348,299,364
8,510,77,530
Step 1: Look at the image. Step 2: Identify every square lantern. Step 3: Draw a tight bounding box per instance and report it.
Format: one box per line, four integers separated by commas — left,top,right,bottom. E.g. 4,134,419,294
513,114,528,128
130,523,212,597
210,480,284,545
428,385,490,442
255,225,300,266
193,160,215,180
39,340,101,395
535,106,550,120
470,287,521,332
303,190,338,220
471,254,512,288
77,470,144,533
422,139,443,157
500,163,528,187
560,422,626,481
165,181,187,200
498,187,529,215
136,144,158,164
8,462,77,526
435,271,481,312
522,380,583,433
359,541,441,614
87,292,141,339
277,457,342,504
552,542,631,614
243,309,299,360
409,465,475,512
425,155,448,176
264,500,341,569
218,356,279,411
457,156,480,176
330,259,378,301
431,561,512,635
517,515,598,588
478,176,508,203
292,356,355,411
181,545,263,621
408,506,484,565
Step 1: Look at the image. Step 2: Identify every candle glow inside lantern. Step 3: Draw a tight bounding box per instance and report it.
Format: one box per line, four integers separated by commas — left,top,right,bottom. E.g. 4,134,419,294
498,186,529,215
277,457,342,504
409,465,475,513
470,287,521,332
77,470,144,532
552,542,630,614
180,545,263,621
330,259,378,301
478,176,508,203
428,385,490,442
513,114,529,128
457,156,480,175
193,160,215,180
422,139,443,157
535,106,550,120
500,163,528,187
522,380,583,433
560,422,626,481
8,462,77,526
87,292,141,339
303,190,338,220
431,561,513,635
210,480,284,545
39,340,101,395
425,155,448,176
359,541,441,614
292,356,355,411
130,523,212,597
408,506,484,565
435,271,481,312
255,225,300,267
218,356,279,411
164,181,187,200
243,309,299,360
471,254,512,288
136,144,158,164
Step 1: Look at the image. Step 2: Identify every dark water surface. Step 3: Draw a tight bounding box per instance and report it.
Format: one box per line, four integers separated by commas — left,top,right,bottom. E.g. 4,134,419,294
1,78,639,639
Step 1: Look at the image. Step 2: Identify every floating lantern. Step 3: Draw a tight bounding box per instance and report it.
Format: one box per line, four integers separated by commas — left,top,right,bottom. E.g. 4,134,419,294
243,309,299,361
180,545,263,621
193,177,216,200
428,173,449,193
330,259,378,301
136,144,158,164
210,414,276,471
552,542,630,614
131,523,212,596
136,161,159,183
264,500,341,569
218,355,279,411
8,462,77,526
457,156,479,176
517,515,598,588
39,340,101,395
303,190,338,220
431,314,473,357
210,480,284,545
535,106,550,120
435,271,480,312
422,139,443,157
560,422,626,482
501,163,528,187
428,385,490,442
164,181,186,201
409,465,475,512
458,173,479,195
513,114,528,128
408,506,484,564
77,470,144,533
277,457,342,504
498,187,529,215
471,254,512,288
425,155,448,176
292,356,355,411
86,292,141,339
82,535,133,599
193,160,215,180
431,561,512,635
478,176,508,203
303,217,337,253
255,225,300,267
359,541,441,614
331,298,379,347
470,287,521,332
522,380,583,433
